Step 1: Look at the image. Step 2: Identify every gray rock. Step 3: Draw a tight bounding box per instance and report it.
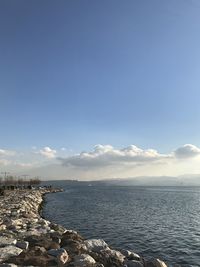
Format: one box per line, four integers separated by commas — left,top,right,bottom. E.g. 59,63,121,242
100,248,125,265
121,249,140,260
0,245,22,262
84,239,108,252
50,223,66,233
16,240,29,249
73,254,96,266
0,237,17,247
48,248,66,257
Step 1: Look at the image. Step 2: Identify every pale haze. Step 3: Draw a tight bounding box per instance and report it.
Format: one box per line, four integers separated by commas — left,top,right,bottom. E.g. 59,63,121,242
1,0,200,182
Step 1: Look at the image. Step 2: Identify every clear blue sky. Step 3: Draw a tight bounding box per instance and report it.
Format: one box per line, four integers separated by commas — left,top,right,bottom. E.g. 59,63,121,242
1,0,200,153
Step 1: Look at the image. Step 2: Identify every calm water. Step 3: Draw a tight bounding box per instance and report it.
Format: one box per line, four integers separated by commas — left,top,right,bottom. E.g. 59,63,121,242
43,183,200,267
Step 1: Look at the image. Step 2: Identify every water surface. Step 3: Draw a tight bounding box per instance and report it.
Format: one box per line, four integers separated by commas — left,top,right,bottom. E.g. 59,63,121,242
43,183,200,266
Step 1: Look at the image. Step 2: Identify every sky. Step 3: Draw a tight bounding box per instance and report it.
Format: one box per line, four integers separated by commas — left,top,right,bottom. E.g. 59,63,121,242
1,0,200,180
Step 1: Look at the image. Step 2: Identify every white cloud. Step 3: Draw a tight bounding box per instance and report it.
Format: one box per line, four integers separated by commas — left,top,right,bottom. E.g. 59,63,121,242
1,144,200,180
174,144,200,158
0,149,16,156
39,147,57,159
58,144,169,168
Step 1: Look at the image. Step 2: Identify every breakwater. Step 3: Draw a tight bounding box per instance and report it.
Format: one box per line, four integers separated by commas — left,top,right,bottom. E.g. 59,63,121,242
0,189,169,267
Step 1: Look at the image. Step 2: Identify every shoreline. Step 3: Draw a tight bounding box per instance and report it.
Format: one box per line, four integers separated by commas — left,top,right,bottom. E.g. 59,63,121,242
0,188,169,267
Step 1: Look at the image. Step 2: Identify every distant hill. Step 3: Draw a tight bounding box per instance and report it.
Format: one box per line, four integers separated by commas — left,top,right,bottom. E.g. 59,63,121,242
93,175,200,186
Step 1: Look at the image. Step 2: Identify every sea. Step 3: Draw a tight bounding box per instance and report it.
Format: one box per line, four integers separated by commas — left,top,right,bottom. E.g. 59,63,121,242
42,181,200,267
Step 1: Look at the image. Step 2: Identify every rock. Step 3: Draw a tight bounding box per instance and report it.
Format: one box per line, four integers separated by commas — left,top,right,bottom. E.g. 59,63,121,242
125,259,144,267
7,225,21,231
61,231,83,244
64,229,78,235
0,189,170,267
50,223,66,234
121,249,131,258
16,240,29,249
73,254,96,266
34,246,46,255
48,241,60,250
145,258,168,267
23,230,41,237
0,264,18,267
38,219,49,226
121,250,140,261
101,248,125,265
0,225,6,231
62,239,86,255
0,237,17,247
84,239,109,252
52,236,61,244
0,245,23,262
48,248,69,264
23,255,53,267
48,248,66,257
90,248,125,267
25,235,53,249
50,232,62,244
57,249,69,265
129,253,140,261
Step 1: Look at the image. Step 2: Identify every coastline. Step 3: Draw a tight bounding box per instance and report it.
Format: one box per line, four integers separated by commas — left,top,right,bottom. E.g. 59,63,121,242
0,188,169,267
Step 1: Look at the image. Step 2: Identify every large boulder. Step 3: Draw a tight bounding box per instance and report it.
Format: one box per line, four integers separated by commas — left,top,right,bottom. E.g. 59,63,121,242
0,245,22,262
90,248,124,267
61,231,83,244
62,239,86,256
72,254,96,266
84,239,109,252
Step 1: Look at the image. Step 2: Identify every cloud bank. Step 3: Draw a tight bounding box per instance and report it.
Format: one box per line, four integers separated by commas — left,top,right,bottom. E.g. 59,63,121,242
58,144,167,168
1,144,200,180
58,144,200,169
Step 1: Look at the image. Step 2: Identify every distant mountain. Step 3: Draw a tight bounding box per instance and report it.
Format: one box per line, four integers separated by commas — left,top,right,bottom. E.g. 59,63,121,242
15,162,200,186
95,175,200,186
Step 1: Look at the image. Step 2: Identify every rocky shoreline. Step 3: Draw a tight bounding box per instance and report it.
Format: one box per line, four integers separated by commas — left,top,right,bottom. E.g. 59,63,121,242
0,188,169,267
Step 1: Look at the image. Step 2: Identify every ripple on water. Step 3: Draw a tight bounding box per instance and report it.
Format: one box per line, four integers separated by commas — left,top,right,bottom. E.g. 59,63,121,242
43,185,200,267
